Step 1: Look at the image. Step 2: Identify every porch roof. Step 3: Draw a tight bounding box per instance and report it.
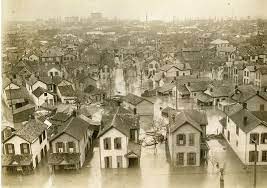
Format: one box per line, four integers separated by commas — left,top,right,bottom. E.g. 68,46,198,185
2,154,33,166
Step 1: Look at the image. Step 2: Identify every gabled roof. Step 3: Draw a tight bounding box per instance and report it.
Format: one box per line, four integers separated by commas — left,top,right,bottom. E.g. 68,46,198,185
186,81,209,92
230,109,267,133
170,110,208,133
5,119,47,143
32,87,47,98
50,116,95,141
157,83,176,94
98,107,139,138
5,87,29,100
58,85,75,97
122,93,152,106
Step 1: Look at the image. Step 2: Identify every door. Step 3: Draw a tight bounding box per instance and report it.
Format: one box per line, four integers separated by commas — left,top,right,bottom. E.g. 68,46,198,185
117,156,122,168
104,156,112,168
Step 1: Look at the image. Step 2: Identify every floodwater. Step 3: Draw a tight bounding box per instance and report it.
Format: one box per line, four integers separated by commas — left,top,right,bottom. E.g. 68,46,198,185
3,68,267,188
3,139,267,188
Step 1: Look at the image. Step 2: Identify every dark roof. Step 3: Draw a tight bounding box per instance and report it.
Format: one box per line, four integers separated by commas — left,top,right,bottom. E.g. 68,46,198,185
48,153,80,165
2,154,33,166
229,109,267,133
32,87,46,98
51,112,71,122
157,83,176,94
98,107,139,138
196,92,213,103
170,110,208,133
177,84,190,95
58,85,75,97
122,93,145,106
186,81,209,92
12,120,47,143
50,116,95,141
5,87,29,100
231,85,267,103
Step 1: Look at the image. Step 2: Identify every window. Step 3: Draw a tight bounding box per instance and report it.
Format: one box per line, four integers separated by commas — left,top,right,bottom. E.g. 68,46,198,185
236,125,239,136
43,131,46,140
261,133,267,144
187,153,196,165
176,134,186,146
39,135,42,144
260,104,265,111
44,93,47,96
130,129,136,141
176,153,184,165
55,72,59,76
183,73,185,76
20,143,30,154
236,140,239,147
117,156,123,168
5,144,15,154
50,72,53,77
227,131,230,141
103,138,111,150
149,64,153,68
249,151,258,162
114,137,122,149
176,71,179,76
67,142,75,153
189,134,195,146
250,133,259,144
56,142,65,153
262,151,267,162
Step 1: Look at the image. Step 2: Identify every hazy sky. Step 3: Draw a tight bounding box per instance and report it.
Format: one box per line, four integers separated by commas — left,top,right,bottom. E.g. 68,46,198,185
2,0,267,21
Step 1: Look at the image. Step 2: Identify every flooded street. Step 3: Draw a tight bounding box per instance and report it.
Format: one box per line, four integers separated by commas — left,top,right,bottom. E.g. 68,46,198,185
3,139,267,188
3,67,267,188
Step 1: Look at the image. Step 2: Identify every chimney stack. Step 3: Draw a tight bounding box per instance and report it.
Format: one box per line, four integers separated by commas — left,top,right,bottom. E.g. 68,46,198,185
187,82,191,86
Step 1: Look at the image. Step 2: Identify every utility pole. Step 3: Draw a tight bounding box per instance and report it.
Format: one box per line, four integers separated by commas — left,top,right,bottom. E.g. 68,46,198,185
175,84,178,110
8,79,14,123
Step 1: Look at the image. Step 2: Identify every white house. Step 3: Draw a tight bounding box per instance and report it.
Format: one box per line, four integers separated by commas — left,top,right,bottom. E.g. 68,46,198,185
56,84,77,104
167,110,209,167
98,107,140,168
2,119,48,172
220,108,267,165
32,87,55,107
243,66,257,85
160,63,192,78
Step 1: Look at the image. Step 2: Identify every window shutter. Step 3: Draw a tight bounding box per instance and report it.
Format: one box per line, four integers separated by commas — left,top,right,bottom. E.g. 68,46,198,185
73,143,76,153
5,144,9,154
63,143,66,152
20,144,24,154
66,142,69,152
187,153,190,165
183,135,186,145
26,144,30,154
56,143,59,153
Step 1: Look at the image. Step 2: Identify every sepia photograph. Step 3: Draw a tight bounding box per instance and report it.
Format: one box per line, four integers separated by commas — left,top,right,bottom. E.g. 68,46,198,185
1,0,267,187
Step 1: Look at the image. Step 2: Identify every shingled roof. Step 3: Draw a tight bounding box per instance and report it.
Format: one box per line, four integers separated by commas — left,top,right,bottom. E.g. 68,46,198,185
122,93,151,106
170,110,208,133
58,85,75,97
229,109,267,133
7,119,47,143
49,116,96,142
98,107,140,138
